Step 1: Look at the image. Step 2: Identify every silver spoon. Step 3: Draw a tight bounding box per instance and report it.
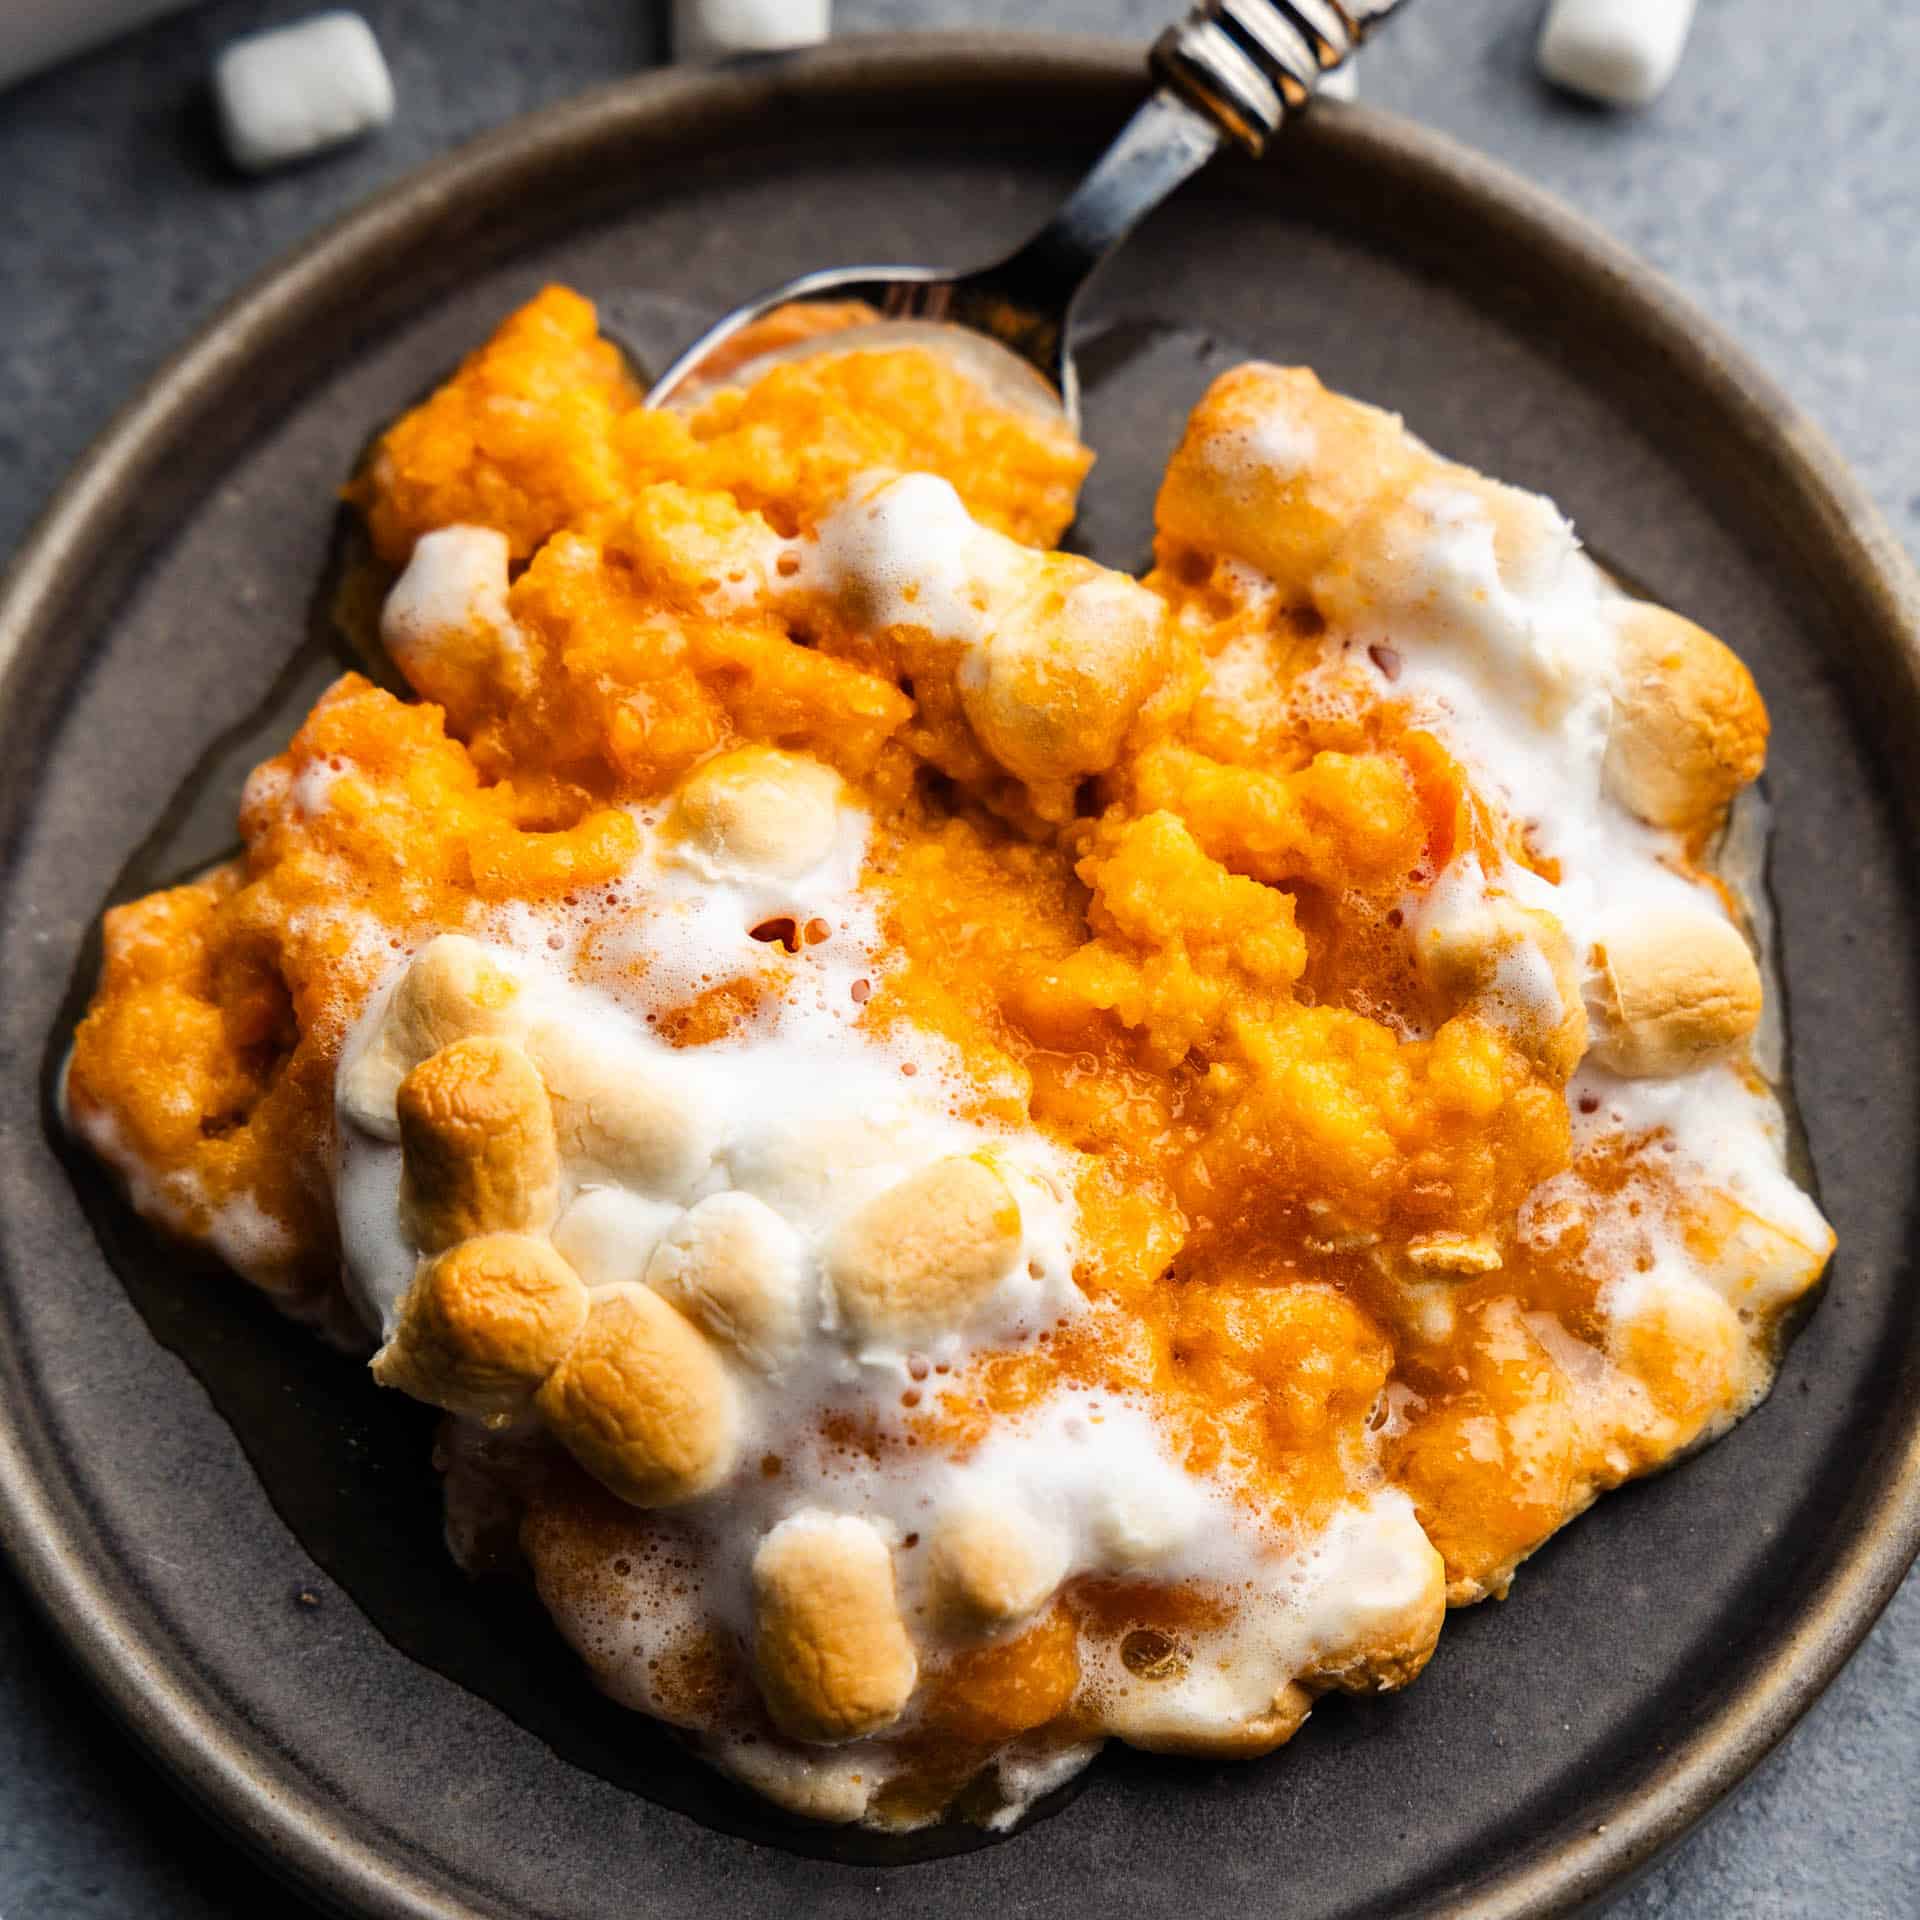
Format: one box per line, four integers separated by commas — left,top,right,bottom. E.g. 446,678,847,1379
646,0,1411,427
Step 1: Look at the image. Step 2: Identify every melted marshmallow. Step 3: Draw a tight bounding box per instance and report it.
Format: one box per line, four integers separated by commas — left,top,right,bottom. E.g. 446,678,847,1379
798,470,1016,647
347,764,1437,1826
1269,465,1831,1369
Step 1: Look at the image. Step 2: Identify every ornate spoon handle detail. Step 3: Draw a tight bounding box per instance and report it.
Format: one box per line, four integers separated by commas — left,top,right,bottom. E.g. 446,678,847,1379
1152,0,1410,153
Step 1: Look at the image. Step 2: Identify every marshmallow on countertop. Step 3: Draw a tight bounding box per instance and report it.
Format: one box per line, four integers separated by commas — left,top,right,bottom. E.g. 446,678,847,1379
673,0,830,61
1319,62,1358,102
214,11,394,174
1538,0,1697,108
0,0,202,92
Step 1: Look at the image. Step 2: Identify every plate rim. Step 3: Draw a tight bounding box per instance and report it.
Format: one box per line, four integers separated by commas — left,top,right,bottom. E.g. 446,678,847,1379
1,31,1917,1920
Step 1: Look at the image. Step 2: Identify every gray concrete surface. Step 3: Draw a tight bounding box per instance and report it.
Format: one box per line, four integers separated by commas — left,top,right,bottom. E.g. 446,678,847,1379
1,0,1914,1913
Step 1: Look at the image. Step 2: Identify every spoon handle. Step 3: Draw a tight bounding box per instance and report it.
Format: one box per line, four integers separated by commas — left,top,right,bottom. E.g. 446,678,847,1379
1005,0,1396,283
972,91,1223,373
1153,0,1407,153
967,0,1407,407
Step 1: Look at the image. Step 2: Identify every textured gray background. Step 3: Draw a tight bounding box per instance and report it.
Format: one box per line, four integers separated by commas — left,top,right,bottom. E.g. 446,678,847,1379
0,0,1914,1914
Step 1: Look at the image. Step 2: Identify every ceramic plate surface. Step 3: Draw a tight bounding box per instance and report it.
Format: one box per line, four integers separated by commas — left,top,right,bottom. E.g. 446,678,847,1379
1,34,1916,1920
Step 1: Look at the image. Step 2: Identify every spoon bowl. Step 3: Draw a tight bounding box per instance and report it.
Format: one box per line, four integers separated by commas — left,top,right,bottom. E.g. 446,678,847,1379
652,301,1072,423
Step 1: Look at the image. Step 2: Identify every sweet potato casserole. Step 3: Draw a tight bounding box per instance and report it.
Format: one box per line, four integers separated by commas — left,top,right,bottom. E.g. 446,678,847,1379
66,286,1833,1829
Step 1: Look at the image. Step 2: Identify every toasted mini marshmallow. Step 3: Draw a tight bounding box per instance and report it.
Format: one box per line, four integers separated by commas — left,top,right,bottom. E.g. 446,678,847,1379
340,934,523,1140
723,1111,908,1218
378,524,527,716
751,1512,918,1742
1691,1187,1834,1320
1590,910,1761,1077
526,1020,715,1197
1604,604,1769,831
1091,1481,1200,1570
1314,473,1606,736
825,1155,1023,1343
397,1036,560,1252
959,559,1171,792
1296,1502,1448,1694
371,1232,588,1424
550,1187,682,1290
1413,886,1589,1080
1610,1270,1745,1440
668,745,843,879
710,1738,874,1826
927,1506,1069,1633
1157,364,1429,593
1437,470,1577,604
646,1190,809,1372
536,1282,741,1506
1107,1682,1314,1760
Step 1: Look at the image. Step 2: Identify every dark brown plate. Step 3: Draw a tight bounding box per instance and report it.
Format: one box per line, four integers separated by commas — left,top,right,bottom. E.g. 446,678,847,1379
1,34,1916,1920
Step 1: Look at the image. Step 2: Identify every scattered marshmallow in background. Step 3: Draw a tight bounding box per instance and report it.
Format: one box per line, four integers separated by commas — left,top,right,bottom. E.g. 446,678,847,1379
0,0,204,92
1538,0,1698,108
672,0,831,61
213,11,394,174
1320,61,1359,101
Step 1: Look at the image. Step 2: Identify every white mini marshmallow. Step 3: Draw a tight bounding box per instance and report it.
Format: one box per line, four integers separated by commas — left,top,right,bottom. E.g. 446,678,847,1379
551,1188,682,1292
673,0,830,61
1091,1480,1200,1570
214,11,394,174
1319,62,1358,102
1,0,202,92
1538,0,1697,108
381,526,512,668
